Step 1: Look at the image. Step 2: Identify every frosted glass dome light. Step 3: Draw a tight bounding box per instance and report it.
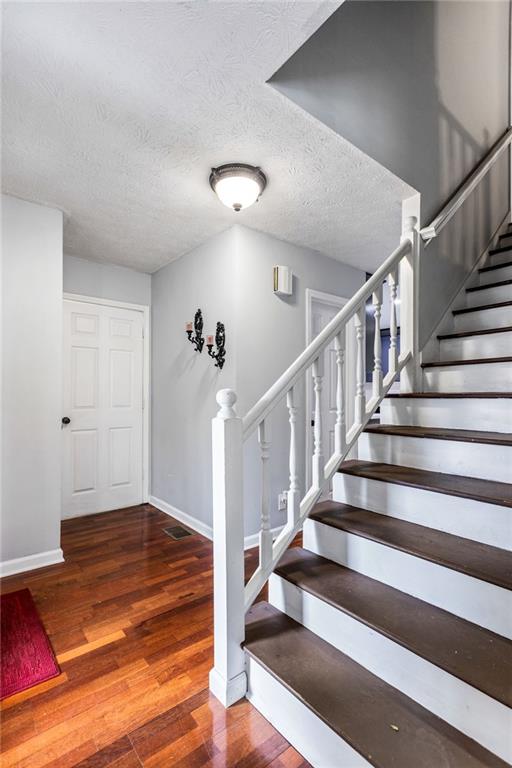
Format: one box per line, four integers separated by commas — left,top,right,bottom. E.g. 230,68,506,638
209,164,267,212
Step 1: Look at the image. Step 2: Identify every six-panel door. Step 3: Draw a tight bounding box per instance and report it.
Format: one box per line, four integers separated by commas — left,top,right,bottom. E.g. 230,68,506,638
62,299,144,518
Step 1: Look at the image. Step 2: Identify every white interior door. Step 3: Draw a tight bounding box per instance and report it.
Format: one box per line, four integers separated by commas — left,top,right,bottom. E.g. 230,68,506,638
62,299,144,518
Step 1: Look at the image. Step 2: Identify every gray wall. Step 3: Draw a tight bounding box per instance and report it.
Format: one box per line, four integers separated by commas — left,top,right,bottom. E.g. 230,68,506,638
1,195,63,566
271,0,511,345
151,228,238,531
234,226,364,535
64,254,151,306
151,224,364,537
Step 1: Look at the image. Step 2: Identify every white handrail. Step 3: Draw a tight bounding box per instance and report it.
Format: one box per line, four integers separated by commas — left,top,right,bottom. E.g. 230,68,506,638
420,126,512,242
242,238,412,439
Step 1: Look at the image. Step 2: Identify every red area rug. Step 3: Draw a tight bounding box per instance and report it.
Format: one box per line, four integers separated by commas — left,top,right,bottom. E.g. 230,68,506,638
1,588,60,699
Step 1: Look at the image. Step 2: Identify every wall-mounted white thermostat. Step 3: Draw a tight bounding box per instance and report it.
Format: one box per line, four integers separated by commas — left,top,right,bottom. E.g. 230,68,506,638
273,265,293,296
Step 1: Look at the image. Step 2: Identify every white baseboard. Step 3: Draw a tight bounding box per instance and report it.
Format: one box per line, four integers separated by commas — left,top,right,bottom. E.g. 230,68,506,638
0,548,64,578
149,495,213,540
149,495,283,551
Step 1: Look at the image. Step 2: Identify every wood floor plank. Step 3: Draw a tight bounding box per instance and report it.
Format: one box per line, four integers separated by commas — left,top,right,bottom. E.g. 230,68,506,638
56,630,127,663
0,504,308,768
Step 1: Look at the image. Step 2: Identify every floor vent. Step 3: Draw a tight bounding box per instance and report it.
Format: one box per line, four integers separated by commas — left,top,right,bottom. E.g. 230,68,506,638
163,525,194,540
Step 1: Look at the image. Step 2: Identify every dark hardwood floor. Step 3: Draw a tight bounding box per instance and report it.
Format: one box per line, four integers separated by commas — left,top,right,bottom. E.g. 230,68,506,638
0,504,309,768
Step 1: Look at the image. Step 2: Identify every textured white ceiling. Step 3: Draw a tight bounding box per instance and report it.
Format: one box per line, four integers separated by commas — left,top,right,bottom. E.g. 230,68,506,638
2,1,413,274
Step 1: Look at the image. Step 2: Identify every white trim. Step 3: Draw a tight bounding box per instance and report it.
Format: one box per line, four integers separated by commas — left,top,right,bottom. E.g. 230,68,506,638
305,518,512,639
0,548,64,577
419,209,510,365
63,292,148,313
150,495,213,540
209,667,247,708
305,288,349,490
246,655,371,768
269,573,512,763
62,293,150,505
149,495,283,551
243,525,285,551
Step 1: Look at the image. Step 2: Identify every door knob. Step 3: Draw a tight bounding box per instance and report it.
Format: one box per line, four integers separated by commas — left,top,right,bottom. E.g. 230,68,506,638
62,417,71,425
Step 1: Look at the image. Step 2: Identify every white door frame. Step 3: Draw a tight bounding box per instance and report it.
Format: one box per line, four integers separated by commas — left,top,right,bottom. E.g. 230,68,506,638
305,289,350,491
63,293,150,504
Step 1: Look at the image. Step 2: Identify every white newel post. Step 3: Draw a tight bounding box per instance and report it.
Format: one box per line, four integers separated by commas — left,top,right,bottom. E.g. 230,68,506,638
209,389,247,707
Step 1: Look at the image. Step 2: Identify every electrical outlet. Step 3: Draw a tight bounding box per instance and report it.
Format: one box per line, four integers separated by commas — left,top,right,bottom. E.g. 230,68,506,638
278,492,288,511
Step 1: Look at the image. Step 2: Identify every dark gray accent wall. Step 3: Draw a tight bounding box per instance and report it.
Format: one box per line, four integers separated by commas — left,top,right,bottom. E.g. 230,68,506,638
271,0,511,346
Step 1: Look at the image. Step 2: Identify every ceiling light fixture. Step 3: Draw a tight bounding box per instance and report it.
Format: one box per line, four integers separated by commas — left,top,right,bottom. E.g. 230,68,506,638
209,163,267,212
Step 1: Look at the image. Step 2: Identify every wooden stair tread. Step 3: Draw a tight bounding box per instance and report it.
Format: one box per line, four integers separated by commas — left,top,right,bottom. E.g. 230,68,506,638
244,602,508,768
338,459,512,510
310,499,512,590
275,548,512,707
364,423,512,446
467,278,512,292
422,355,512,368
386,392,512,398
438,326,512,340
480,260,512,273
453,300,512,315
489,243,512,256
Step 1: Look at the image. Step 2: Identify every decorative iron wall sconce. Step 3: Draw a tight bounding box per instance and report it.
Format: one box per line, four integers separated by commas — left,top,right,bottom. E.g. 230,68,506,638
207,322,226,370
185,309,204,352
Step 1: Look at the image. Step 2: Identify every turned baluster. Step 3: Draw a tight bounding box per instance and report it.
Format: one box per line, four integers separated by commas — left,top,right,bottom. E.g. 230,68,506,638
354,306,366,425
312,357,324,489
286,387,300,526
388,268,399,376
334,330,346,456
258,419,272,570
372,286,383,399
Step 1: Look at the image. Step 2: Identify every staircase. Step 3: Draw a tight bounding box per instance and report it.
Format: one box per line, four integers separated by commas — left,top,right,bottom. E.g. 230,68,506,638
209,131,512,768
244,227,512,767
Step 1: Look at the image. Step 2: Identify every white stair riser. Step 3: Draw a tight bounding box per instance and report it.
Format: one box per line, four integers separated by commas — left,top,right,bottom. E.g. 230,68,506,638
333,471,511,550
304,519,512,639
380,397,512,432
439,330,512,360
490,249,512,266
466,284,511,307
269,575,512,763
453,305,512,332
479,264,512,285
246,655,370,768
423,361,512,393
358,431,512,484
